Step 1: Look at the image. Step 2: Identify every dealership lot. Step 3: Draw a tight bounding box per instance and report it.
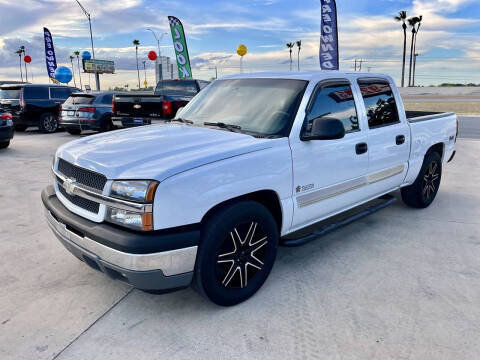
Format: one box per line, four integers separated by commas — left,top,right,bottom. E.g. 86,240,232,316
1,124,480,360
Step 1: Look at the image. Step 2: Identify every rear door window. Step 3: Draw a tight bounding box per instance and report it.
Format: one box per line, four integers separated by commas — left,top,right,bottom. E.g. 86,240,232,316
23,86,49,100
100,94,113,104
50,87,72,100
357,80,400,128
0,88,22,99
306,81,359,133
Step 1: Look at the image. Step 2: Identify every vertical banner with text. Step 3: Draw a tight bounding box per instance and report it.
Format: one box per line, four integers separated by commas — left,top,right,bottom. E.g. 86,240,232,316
168,16,193,79
319,0,339,70
43,27,58,79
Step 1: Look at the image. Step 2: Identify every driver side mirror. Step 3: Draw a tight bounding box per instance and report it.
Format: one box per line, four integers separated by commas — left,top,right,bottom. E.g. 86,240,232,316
301,117,345,141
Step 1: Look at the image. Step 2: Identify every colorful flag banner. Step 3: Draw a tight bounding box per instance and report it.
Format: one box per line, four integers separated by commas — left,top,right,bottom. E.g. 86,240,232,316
43,27,58,79
168,16,193,79
319,0,339,70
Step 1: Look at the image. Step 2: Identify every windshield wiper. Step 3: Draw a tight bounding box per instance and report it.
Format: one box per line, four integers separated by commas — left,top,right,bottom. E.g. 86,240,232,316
203,122,242,132
168,118,194,125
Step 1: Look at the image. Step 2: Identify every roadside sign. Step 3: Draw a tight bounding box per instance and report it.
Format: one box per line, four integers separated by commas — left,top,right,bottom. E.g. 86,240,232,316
83,59,115,74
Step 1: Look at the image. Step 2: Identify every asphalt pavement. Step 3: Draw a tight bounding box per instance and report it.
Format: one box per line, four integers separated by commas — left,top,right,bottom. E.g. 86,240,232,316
458,115,480,139
1,128,480,360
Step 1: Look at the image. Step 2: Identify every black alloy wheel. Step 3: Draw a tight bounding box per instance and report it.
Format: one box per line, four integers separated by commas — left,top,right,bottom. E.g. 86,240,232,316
216,221,269,289
193,200,278,306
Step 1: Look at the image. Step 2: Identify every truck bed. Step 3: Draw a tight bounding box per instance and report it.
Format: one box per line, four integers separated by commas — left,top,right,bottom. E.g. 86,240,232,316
406,110,455,123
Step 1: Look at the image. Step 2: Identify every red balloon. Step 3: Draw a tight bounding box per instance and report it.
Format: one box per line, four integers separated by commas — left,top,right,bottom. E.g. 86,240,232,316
148,51,157,61
24,55,32,63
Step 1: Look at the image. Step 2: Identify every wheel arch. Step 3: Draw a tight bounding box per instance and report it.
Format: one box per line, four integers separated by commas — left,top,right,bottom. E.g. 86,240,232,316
426,142,444,160
201,190,283,233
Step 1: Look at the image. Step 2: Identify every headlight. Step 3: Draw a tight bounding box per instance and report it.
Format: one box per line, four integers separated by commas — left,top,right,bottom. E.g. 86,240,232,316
106,180,158,231
106,207,153,231
110,180,158,203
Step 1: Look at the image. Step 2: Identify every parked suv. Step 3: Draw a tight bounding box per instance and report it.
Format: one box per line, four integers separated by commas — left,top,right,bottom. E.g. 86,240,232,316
60,91,118,135
0,112,14,149
0,84,79,133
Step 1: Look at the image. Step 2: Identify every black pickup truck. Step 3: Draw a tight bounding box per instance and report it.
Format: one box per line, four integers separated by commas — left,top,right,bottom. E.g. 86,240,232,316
112,79,210,128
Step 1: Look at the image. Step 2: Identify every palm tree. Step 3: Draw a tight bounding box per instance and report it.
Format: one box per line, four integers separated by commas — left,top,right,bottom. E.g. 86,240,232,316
16,49,23,82
286,42,294,71
20,46,28,82
408,16,420,87
412,15,423,86
133,39,141,89
394,11,408,87
296,40,302,71
74,51,83,90
69,56,77,87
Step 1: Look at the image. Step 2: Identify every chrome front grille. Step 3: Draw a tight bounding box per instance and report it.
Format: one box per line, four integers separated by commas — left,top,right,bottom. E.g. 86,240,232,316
56,158,106,214
58,158,107,191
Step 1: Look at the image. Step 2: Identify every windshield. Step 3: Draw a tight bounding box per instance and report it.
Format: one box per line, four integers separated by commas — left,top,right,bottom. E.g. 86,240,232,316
155,81,198,96
64,95,95,105
177,78,307,137
0,88,21,99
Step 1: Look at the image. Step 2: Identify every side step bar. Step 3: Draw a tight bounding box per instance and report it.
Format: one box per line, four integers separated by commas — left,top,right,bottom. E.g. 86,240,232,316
282,195,397,247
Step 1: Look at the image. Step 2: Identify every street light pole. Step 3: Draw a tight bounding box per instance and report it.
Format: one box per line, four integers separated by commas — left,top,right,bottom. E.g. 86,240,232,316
75,0,100,90
146,29,168,82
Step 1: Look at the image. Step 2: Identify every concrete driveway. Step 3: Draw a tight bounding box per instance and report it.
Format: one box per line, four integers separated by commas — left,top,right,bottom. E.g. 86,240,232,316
1,129,479,360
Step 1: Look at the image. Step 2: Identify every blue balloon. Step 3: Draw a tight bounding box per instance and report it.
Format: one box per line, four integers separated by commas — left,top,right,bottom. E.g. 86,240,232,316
55,66,73,84
81,51,91,60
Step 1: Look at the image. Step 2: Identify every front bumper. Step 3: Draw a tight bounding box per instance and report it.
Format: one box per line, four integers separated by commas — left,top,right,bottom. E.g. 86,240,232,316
0,124,14,141
42,185,199,291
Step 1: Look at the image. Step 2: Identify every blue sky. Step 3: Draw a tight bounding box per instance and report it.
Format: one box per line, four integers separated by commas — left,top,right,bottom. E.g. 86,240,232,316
0,0,479,88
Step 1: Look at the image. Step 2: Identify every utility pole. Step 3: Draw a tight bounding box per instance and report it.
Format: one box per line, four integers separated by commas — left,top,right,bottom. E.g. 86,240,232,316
413,53,419,87
75,0,100,90
142,60,147,88
354,59,357,72
146,29,168,83
359,59,363,72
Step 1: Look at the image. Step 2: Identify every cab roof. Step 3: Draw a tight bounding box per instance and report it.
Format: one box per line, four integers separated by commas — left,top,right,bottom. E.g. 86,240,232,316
222,71,392,83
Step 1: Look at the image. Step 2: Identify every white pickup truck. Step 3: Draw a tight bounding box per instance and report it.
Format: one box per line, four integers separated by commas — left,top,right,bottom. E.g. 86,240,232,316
42,72,457,306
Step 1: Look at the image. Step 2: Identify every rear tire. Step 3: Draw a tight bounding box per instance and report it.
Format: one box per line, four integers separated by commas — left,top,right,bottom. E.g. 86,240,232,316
14,125,27,132
193,200,279,306
66,128,81,135
100,116,113,132
401,151,442,208
39,113,58,133
0,141,10,149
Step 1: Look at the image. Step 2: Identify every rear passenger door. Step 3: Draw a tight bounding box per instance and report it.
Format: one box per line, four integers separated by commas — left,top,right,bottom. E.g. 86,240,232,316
357,79,410,195
290,79,369,229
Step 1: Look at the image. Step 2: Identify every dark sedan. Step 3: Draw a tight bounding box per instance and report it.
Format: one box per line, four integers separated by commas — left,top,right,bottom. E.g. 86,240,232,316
0,112,14,149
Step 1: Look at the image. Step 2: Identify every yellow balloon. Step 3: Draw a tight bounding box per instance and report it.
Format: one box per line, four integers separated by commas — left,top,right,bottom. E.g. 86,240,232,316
237,44,247,57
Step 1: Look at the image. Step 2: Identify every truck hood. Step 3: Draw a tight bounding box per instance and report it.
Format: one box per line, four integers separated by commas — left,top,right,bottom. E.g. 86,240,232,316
56,124,273,181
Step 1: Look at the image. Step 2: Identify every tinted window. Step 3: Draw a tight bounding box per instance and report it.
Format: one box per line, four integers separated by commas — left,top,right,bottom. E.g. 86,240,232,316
100,94,113,104
0,88,21,99
358,80,399,128
23,86,49,100
178,79,307,137
155,81,198,96
64,95,94,105
307,82,359,133
50,87,71,99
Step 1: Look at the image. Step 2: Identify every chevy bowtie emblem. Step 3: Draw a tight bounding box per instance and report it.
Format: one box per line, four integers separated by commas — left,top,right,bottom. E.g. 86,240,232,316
63,178,77,196
133,104,142,109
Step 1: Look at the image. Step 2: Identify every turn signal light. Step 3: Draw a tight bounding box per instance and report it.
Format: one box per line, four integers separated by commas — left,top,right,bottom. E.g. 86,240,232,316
163,101,172,116
0,113,13,121
77,107,96,113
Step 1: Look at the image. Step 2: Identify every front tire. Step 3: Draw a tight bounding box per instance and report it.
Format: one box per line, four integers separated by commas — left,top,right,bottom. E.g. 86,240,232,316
193,200,279,306
0,141,10,149
401,151,442,208
39,113,58,133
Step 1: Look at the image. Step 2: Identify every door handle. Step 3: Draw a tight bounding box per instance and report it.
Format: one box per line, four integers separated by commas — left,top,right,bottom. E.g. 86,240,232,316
396,135,406,145
355,142,368,155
